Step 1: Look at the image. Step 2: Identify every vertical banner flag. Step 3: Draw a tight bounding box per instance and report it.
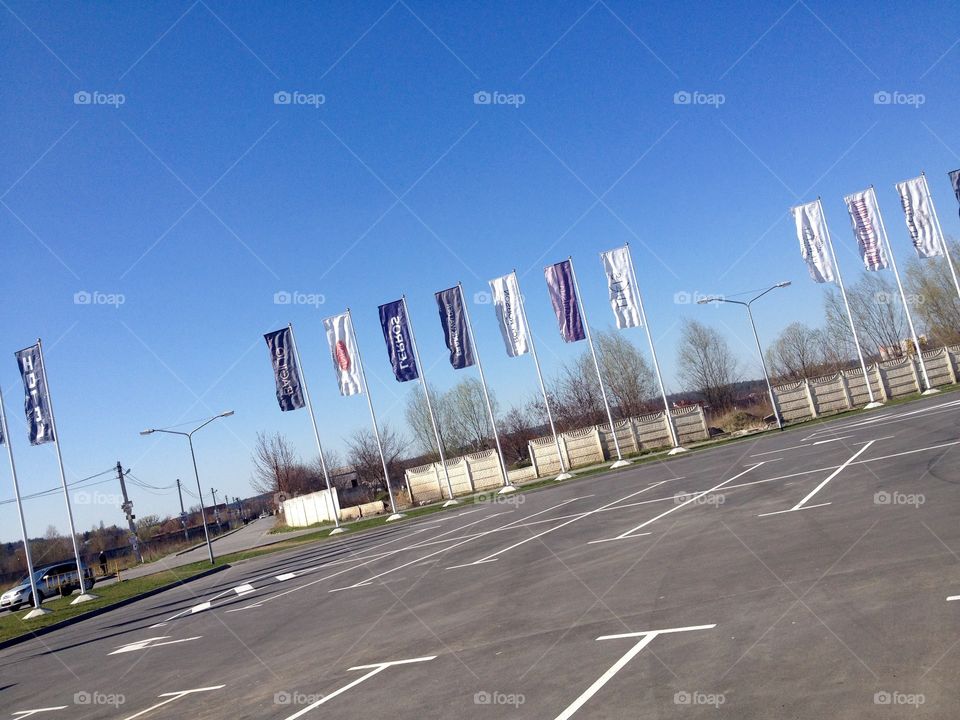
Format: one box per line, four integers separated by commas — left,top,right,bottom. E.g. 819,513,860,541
378,300,419,382
949,169,960,218
791,201,836,283
600,247,642,328
323,313,362,396
435,287,475,369
896,176,944,258
844,188,889,271
544,260,586,342
263,328,306,411
14,344,54,445
489,273,529,357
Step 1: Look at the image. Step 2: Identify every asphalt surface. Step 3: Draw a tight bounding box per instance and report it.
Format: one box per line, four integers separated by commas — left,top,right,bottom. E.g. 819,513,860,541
2,393,960,719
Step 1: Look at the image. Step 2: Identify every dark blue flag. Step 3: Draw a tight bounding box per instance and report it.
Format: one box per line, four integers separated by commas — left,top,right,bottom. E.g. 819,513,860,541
435,287,475,370
950,169,960,219
379,299,419,382
14,344,55,445
264,327,306,412
544,260,586,343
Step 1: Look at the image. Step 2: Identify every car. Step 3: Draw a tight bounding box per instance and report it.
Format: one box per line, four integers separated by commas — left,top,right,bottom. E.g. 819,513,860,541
1,561,96,612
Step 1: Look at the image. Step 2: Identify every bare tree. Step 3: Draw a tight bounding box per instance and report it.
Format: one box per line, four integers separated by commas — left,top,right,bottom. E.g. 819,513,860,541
404,383,443,458
765,322,827,381
904,238,960,346
250,432,315,498
595,330,656,418
676,319,739,409
824,274,906,358
499,402,538,465
446,378,496,453
345,424,405,491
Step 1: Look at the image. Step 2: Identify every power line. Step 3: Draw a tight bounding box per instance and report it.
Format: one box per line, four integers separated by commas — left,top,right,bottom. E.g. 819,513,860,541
0,468,117,506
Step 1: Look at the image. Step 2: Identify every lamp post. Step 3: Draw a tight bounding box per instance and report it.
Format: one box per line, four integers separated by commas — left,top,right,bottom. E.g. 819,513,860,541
140,411,234,564
698,282,791,431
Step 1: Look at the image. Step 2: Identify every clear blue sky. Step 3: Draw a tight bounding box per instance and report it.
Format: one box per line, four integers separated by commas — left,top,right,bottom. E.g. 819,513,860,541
2,0,959,541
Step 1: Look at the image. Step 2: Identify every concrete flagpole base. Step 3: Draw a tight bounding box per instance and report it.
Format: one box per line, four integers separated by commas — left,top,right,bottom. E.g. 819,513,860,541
497,485,518,495
863,401,885,409
667,446,688,455
442,499,460,507
555,472,574,481
610,460,632,469
329,527,347,535
23,607,53,619
921,388,941,395
386,513,406,522
70,593,99,605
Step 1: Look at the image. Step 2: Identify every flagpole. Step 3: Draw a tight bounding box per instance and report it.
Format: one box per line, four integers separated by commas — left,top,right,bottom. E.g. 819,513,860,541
818,198,881,408
513,271,572,480
566,257,630,468
921,172,960,306
287,323,343,534
458,282,514,493
401,296,457,506
35,338,97,603
621,244,685,453
347,309,405,521
871,188,936,393
0,383,50,618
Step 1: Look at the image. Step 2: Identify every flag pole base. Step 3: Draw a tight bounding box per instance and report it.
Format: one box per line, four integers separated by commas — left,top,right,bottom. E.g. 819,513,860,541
610,460,632,469
386,513,406,522
863,401,885,409
555,472,574,481
667,446,688,455
329,527,346,536
497,485,518,495
922,388,941,395
442,499,460,507
23,607,53,619
71,593,99,605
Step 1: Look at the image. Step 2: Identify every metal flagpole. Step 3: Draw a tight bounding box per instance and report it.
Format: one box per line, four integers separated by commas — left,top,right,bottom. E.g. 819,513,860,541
287,323,343,534
871,188,936,393
347,309,405,521
35,338,97,603
513,271,573,480
566,257,630,468
458,283,514,493
0,383,50,618
818,198,882,408
921,172,960,306
401,296,457,506
621,244,685,453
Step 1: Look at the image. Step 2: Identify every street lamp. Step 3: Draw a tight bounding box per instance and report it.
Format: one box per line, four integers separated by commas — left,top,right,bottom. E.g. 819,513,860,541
140,411,234,564
698,282,791,430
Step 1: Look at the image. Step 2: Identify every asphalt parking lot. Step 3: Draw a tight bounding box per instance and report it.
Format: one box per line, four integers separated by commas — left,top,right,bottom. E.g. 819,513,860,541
3,393,960,719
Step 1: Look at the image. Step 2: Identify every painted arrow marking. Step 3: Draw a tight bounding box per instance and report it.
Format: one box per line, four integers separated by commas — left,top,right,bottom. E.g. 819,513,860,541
109,636,201,655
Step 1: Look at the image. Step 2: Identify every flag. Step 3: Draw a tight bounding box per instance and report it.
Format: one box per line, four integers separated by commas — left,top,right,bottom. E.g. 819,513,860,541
544,260,585,342
844,187,889,271
896,175,944,258
323,313,362,396
949,169,960,218
435,287,475,369
489,273,529,357
378,300,419,382
14,344,55,445
600,247,642,328
791,200,836,284
263,327,306,412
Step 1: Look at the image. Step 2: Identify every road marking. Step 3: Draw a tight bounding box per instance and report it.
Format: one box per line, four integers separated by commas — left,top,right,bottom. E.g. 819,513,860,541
448,482,667,569
234,583,255,595
191,601,211,613
280,657,435,719
802,399,960,440
553,624,716,719
589,464,764,544
109,636,201,655
121,685,225,720
948,595,960,602
276,572,297,581
12,708,68,718
758,441,875,517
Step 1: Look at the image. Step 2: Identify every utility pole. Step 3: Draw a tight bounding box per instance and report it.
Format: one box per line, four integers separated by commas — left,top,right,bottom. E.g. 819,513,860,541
211,487,221,530
176,478,189,541
117,461,143,564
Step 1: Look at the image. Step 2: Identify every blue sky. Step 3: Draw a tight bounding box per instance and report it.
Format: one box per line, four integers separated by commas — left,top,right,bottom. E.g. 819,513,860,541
2,0,959,541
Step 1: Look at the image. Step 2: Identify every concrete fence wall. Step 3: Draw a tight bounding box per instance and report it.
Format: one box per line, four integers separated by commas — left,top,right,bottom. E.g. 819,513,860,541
281,488,341,527
405,449,506,504
772,345,959,424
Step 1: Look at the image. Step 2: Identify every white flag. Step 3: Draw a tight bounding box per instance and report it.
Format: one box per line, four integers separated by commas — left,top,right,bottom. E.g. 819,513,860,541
791,200,836,284
489,273,529,357
896,175,944,259
600,246,642,328
323,313,362,396
844,187,889,272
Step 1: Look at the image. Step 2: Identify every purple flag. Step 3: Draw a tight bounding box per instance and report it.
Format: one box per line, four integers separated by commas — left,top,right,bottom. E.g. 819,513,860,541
544,260,585,343
378,299,419,382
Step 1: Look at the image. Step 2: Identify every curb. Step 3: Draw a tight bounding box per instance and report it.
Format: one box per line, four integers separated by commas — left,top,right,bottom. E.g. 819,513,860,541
0,564,230,652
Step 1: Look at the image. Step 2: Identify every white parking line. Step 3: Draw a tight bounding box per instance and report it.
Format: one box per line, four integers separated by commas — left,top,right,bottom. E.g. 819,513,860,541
276,572,297,581
947,595,959,602
121,686,225,720
109,636,201,655
12,707,68,718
